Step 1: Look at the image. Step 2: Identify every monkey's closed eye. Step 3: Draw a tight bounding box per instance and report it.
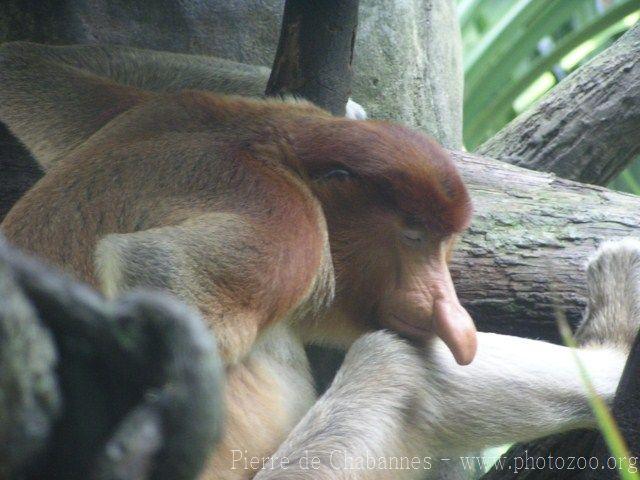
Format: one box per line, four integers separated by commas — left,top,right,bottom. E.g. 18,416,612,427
402,229,426,244
315,169,353,181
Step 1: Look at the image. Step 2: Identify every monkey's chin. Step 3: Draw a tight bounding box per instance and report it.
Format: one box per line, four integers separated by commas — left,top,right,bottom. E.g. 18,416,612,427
381,314,434,344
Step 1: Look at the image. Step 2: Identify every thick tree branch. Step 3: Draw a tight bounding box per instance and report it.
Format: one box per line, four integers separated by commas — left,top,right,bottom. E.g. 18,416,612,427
450,150,640,342
477,22,640,185
265,0,359,115
473,23,640,478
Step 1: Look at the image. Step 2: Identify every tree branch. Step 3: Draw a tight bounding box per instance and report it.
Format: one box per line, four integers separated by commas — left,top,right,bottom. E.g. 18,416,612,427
265,0,359,115
450,150,640,342
477,22,640,185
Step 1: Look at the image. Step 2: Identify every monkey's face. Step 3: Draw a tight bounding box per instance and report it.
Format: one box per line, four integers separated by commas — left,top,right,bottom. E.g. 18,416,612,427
300,120,477,365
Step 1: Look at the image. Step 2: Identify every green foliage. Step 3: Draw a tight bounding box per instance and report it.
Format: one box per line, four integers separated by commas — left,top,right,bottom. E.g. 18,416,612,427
459,0,640,194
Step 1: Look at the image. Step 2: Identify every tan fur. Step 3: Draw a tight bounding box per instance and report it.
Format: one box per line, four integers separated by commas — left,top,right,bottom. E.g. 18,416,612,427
205,325,315,479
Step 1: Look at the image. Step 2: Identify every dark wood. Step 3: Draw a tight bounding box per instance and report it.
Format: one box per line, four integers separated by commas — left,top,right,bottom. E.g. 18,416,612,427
0,238,223,480
265,0,359,115
589,331,640,479
0,123,43,222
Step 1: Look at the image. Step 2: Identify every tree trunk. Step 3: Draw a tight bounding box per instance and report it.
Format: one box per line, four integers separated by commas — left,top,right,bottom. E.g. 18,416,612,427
477,23,640,186
450,150,640,342
265,0,359,116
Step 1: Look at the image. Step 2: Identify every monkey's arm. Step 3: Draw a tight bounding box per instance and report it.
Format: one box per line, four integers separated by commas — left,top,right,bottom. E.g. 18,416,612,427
95,212,333,365
254,331,624,479
414,333,623,453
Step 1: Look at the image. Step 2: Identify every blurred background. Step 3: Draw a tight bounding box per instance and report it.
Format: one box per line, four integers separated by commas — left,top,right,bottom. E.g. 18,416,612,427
458,0,640,194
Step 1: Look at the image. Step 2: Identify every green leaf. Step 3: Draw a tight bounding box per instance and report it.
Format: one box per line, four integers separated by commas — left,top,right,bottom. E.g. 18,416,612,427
462,0,640,149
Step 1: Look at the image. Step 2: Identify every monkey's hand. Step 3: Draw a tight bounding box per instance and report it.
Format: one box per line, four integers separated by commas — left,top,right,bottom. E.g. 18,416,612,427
576,237,640,350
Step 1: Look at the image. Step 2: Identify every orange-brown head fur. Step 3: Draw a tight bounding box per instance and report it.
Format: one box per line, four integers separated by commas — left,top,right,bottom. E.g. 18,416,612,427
281,114,476,364
291,119,472,234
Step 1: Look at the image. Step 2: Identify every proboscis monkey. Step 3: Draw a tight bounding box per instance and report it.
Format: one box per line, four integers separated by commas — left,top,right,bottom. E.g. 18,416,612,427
0,43,636,480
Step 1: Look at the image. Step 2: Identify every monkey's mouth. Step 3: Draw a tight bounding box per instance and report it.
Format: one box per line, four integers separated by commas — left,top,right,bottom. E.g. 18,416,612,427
384,314,433,342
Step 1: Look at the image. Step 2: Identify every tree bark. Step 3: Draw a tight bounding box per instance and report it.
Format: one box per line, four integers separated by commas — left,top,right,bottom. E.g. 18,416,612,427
265,0,359,115
450,150,640,342
476,22,640,186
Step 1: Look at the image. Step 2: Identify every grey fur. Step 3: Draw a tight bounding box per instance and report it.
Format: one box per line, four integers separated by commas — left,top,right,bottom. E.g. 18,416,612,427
577,237,640,349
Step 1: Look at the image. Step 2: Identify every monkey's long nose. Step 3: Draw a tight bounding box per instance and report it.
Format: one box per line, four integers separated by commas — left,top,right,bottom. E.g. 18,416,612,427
434,298,477,365
431,267,477,365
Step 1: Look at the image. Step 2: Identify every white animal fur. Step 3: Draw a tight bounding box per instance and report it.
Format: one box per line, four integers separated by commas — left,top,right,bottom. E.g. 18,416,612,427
346,98,368,120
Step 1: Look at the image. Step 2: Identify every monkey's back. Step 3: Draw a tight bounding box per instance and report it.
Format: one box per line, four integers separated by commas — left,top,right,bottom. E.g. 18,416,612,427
1,91,329,291
0,94,272,284
1,142,214,287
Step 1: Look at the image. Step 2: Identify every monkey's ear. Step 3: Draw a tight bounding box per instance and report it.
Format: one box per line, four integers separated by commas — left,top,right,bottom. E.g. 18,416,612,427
0,42,146,170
